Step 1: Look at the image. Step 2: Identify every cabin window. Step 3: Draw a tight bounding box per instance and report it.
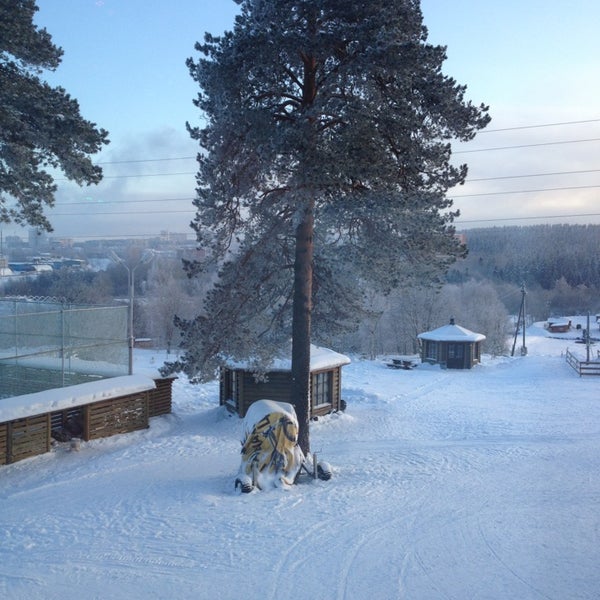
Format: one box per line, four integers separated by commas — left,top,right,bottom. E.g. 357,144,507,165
312,371,332,407
447,344,464,359
425,341,438,361
224,370,238,409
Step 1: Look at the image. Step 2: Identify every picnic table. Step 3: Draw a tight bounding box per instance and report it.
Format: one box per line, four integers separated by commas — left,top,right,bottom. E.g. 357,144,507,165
387,358,417,370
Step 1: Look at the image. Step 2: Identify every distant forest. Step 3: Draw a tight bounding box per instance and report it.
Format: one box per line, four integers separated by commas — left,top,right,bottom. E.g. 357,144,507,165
449,224,600,318
1,224,598,358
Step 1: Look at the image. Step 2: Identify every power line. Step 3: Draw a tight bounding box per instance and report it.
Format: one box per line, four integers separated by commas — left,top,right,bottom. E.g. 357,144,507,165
457,212,600,224
478,118,600,134
466,168,600,183
96,156,196,165
57,143,600,183
453,184,600,199
50,232,195,241
47,212,600,240
69,165,600,183
55,197,195,207
50,179,598,211
454,137,600,154
56,172,195,182
50,209,195,217
50,174,600,215
83,118,599,167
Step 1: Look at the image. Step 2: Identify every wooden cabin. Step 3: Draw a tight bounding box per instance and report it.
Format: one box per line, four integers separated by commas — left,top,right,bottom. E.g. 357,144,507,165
547,319,571,334
417,318,486,370
219,345,351,418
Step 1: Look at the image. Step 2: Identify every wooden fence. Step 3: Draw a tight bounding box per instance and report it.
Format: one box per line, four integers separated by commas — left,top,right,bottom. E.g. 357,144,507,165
565,349,600,376
1,377,174,466
0,414,50,466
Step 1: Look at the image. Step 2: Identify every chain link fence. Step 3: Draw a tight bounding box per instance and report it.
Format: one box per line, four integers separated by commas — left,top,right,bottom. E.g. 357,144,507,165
0,298,129,399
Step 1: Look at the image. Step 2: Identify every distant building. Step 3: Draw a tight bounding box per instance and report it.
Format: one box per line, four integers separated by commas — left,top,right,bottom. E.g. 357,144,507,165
418,318,485,369
547,319,571,334
28,228,49,251
0,255,13,277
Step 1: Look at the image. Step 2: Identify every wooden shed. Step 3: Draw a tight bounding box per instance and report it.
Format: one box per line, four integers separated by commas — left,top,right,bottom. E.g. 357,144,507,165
418,318,486,369
547,319,571,334
220,345,351,418
1,375,175,466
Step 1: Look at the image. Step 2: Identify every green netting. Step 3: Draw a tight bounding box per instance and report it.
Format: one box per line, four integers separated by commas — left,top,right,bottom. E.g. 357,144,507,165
0,299,129,399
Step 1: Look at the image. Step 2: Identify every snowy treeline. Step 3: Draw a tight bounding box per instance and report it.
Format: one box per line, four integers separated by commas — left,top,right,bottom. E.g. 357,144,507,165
4,224,599,361
461,225,600,289
328,281,511,358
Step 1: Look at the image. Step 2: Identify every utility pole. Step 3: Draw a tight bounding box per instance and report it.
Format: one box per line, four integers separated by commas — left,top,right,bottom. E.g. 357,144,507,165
521,284,527,355
511,284,527,356
586,311,591,363
110,249,155,374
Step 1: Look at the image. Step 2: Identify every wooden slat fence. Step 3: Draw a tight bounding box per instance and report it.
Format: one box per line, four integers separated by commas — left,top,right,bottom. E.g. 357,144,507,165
1,377,174,466
2,414,51,465
86,391,149,440
148,377,175,417
565,349,600,376
0,423,7,465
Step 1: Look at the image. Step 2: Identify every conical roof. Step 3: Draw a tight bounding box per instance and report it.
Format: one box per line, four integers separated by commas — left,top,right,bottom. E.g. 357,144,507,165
418,319,486,342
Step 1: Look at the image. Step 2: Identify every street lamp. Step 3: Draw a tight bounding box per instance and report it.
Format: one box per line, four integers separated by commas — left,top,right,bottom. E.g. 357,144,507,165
110,249,155,374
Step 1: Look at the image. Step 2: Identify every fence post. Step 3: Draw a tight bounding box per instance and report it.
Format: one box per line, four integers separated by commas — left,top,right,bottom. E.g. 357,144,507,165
61,307,65,387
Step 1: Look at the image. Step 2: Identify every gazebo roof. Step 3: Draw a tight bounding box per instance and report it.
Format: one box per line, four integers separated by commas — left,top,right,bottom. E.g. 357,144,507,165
418,319,486,343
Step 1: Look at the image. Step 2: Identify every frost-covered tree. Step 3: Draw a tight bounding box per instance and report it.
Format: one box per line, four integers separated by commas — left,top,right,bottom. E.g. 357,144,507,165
0,0,108,231
438,282,510,356
173,0,490,452
143,256,213,353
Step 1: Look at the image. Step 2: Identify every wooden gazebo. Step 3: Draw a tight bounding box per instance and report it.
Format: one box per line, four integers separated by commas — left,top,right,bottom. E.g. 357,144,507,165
219,345,351,418
418,318,485,369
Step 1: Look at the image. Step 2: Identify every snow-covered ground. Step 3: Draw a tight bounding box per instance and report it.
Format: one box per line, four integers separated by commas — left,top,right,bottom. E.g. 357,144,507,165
1,318,599,599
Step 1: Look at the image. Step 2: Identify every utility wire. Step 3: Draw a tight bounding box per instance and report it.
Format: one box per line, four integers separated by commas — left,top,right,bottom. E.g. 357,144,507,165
454,137,600,154
47,213,600,240
54,197,195,206
86,118,599,167
453,184,600,199
42,116,600,231
478,118,600,134
466,168,600,182
50,209,195,217
96,156,196,165
51,180,599,210
58,165,600,184
457,212,600,224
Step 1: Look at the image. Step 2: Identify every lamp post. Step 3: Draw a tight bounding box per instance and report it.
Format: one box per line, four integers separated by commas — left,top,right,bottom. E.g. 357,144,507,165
110,249,154,374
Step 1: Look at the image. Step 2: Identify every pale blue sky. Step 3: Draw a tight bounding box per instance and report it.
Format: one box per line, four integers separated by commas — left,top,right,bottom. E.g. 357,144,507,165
18,0,600,239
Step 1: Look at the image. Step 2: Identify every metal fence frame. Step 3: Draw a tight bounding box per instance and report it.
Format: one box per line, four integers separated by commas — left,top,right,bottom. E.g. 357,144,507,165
0,298,129,398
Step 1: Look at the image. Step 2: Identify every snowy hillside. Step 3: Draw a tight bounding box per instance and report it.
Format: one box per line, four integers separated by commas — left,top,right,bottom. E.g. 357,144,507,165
1,318,599,599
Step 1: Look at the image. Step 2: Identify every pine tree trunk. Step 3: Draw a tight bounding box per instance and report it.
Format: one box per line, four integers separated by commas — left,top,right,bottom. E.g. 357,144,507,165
291,199,314,455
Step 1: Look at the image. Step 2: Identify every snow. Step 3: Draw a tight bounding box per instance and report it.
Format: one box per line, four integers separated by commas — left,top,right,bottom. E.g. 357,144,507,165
0,353,134,378
241,399,298,438
0,375,156,422
418,321,486,342
226,343,351,371
1,319,599,599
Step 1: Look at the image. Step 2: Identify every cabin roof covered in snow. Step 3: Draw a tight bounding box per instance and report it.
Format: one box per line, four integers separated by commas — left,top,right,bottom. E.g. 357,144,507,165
225,344,351,372
418,323,486,343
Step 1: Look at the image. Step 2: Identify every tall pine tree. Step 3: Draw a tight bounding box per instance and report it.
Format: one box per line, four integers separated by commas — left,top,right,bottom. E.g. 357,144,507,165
0,0,108,231
172,0,490,453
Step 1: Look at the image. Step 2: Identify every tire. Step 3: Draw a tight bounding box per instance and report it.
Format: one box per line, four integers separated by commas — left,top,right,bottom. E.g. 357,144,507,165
317,463,332,481
235,477,254,493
